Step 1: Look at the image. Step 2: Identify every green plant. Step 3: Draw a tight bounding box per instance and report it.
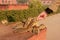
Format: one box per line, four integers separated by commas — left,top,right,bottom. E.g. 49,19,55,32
0,0,46,22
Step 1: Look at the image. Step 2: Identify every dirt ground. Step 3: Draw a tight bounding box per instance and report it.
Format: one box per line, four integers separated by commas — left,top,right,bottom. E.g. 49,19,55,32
0,23,46,40
0,13,60,40
39,13,60,40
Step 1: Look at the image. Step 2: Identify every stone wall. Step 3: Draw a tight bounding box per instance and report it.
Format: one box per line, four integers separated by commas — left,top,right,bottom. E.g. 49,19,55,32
0,4,28,10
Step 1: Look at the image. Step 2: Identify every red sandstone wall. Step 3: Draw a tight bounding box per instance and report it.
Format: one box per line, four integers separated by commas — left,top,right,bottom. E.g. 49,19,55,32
0,0,2,4
8,4,28,10
0,0,17,4
0,4,28,10
0,0,28,10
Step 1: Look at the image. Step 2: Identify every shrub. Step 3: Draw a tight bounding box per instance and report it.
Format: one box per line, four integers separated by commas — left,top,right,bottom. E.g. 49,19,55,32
0,0,45,22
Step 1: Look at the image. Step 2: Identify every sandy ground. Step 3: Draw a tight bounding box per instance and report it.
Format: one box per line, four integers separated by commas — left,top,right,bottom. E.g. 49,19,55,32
0,22,46,40
39,13,60,40
0,13,60,40
46,14,60,40
0,23,34,40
